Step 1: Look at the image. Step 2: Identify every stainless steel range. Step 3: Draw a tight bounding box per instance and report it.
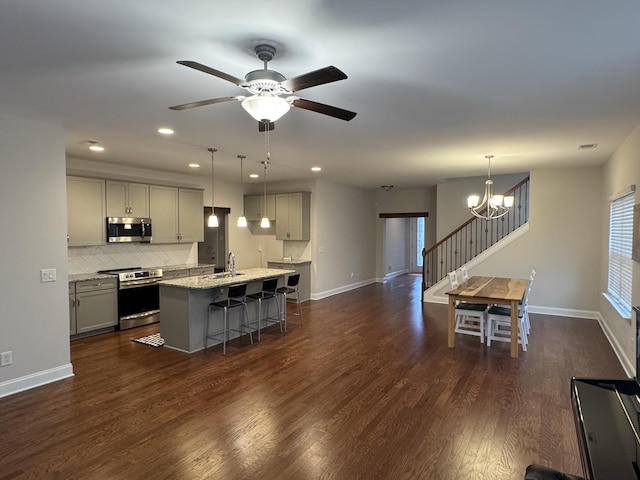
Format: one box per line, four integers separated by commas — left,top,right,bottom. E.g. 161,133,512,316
98,267,163,330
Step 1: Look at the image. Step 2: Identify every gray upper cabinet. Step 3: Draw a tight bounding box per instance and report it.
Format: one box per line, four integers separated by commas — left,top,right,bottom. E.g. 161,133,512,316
67,176,106,246
275,192,310,241
149,185,204,243
106,181,149,217
244,194,276,222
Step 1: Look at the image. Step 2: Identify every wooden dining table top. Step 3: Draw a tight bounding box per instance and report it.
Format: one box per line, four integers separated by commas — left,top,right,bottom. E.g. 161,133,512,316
446,275,529,303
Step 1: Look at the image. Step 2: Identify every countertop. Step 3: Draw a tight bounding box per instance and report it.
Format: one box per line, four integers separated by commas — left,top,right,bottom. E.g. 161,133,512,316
268,259,312,265
159,267,295,290
69,264,216,283
69,272,116,282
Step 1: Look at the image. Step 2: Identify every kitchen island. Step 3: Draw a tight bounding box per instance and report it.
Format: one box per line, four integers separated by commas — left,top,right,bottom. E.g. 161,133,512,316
159,267,294,353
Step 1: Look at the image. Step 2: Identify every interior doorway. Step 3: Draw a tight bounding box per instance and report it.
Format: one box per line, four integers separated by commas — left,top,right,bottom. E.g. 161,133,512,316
199,206,228,271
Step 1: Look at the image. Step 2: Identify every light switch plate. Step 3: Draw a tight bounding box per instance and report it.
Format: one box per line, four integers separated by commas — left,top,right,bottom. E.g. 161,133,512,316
40,268,57,282
0,351,12,367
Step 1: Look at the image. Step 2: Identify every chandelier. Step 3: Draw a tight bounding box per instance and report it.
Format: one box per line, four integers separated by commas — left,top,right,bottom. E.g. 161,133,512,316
467,155,514,220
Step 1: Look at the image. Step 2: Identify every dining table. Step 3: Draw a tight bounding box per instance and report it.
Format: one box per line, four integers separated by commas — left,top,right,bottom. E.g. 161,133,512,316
446,275,530,358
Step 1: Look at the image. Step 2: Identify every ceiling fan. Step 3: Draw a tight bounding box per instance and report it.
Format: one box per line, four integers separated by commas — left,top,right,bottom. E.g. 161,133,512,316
169,43,357,130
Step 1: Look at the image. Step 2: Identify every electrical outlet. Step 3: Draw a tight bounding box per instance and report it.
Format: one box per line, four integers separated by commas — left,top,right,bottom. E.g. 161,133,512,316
350,272,355,278
0,351,12,367
40,268,57,282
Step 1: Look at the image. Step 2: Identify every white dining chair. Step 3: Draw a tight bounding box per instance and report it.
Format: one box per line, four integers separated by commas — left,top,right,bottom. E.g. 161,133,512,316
457,265,470,282
486,277,533,351
448,271,488,343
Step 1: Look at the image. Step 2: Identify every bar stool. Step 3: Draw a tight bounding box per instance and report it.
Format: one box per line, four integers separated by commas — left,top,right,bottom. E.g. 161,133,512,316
247,277,282,341
277,273,303,326
206,283,253,355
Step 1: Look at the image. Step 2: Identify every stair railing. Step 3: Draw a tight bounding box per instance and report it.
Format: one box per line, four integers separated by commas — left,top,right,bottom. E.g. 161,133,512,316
421,176,530,296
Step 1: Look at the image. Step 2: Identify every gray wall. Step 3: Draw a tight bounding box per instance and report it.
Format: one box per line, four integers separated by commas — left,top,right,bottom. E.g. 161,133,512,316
600,124,640,373
0,113,71,396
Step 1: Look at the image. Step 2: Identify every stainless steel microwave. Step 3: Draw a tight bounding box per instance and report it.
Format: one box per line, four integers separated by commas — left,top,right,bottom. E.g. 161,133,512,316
106,217,152,243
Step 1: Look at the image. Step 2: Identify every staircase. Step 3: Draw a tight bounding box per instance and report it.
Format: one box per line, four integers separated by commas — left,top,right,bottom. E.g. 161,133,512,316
421,176,530,294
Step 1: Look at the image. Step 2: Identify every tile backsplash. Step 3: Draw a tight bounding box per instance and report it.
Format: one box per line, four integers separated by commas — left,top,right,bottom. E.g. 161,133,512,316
68,243,198,274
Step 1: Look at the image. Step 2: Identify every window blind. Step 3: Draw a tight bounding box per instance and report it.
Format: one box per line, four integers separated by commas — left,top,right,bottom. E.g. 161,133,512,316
607,190,635,317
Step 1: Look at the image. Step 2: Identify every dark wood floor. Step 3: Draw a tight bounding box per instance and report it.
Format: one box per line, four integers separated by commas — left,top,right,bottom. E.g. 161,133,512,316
0,274,625,479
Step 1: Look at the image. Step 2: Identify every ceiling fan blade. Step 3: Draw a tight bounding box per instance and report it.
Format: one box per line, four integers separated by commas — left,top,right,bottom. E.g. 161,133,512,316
292,98,357,121
176,60,245,86
281,66,348,92
258,121,275,132
168,96,242,111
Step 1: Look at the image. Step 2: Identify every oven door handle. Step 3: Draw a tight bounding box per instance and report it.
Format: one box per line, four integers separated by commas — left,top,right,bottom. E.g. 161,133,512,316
119,279,161,289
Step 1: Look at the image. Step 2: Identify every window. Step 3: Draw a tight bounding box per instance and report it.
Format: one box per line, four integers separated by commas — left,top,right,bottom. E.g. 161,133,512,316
607,187,635,318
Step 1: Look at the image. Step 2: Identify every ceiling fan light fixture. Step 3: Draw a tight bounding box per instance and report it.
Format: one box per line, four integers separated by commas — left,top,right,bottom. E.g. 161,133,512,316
241,94,290,123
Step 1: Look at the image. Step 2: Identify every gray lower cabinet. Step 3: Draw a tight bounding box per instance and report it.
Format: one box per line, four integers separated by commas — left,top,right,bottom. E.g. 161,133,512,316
70,278,118,335
267,261,311,302
69,282,76,335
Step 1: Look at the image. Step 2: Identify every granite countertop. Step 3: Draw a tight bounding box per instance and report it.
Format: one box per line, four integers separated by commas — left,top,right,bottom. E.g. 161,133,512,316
268,259,312,265
69,273,115,283
159,267,295,290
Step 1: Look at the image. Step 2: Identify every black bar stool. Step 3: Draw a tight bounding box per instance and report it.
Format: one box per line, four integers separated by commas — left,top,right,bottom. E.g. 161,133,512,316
277,273,303,326
247,277,282,341
206,283,253,355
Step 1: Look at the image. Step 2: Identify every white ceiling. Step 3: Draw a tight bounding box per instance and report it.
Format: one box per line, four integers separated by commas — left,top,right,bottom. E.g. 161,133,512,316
2,0,640,190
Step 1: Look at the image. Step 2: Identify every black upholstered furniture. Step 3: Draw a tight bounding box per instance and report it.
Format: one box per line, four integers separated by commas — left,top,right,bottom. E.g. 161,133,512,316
525,464,584,480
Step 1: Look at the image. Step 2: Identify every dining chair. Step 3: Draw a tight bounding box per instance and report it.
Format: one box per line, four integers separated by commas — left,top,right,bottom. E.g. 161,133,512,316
486,277,533,351
457,265,470,282
448,271,488,343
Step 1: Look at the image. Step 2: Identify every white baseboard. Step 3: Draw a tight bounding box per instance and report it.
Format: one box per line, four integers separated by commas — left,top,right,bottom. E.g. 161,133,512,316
311,278,376,300
0,364,74,399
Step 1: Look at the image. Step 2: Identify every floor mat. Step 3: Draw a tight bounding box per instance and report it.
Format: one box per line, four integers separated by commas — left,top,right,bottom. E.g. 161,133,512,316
132,333,165,347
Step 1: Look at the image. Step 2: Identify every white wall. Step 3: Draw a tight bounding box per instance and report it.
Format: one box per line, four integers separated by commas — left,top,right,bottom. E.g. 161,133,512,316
436,172,528,240
600,124,640,372
383,217,409,277
374,187,437,279
0,114,71,397
313,180,376,296
426,165,603,315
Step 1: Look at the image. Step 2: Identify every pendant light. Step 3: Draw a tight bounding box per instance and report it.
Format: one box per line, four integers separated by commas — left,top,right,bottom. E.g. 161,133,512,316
260,158,270,228
237,154,248,227
260,126,271,228
207,147,219,228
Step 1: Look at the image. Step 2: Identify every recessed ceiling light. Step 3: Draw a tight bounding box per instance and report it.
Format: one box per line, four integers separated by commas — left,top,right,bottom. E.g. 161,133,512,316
188,163,200,168
311,166,322,172
249,173,259,179
158,127,174,135
578,143,598,150
89,145,105,152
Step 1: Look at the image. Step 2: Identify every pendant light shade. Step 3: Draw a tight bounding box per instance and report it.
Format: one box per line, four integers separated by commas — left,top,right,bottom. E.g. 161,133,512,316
208,147,219,228
237,154,247,228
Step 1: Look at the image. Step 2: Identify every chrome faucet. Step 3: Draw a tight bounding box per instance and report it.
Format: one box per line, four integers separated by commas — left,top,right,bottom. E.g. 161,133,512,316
227,252,236,276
